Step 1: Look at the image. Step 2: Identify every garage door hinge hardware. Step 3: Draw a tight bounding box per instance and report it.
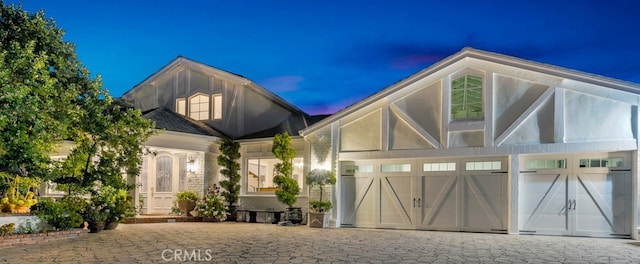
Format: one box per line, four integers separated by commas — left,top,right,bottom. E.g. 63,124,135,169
611,169,631,172
519,230,536,233
519,171,537,173
490,229,507,232
491,171,508,174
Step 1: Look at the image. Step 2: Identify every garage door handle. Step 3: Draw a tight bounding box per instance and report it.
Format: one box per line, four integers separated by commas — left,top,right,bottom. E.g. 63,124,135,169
572,200,576,210
417,198,421,207
413,198,416,208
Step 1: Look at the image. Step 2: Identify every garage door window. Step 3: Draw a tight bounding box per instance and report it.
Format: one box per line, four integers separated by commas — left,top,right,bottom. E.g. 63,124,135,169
343,164,373,174
381,164,411,172
525,159,567,170
578,158,623,168
465,161,501,171
423,162,456,172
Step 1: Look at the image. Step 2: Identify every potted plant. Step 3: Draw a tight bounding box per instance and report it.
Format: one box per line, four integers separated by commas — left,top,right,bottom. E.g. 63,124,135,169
196,184,227,222
0,174,39,214
176,191,199,217
272,132,302,224
217,138,241,221
84,203,108,233
307,169,336,228
97,186,134,230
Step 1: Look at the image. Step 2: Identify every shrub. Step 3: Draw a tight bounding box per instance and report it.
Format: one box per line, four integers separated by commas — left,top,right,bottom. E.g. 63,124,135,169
36,198,84,231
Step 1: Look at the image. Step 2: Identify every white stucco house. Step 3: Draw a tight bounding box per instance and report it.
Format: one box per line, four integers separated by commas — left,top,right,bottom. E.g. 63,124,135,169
121,47,640,239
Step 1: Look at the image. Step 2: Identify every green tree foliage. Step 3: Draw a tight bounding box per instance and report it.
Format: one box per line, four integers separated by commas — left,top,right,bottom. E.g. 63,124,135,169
217,138,241,207
272,132,299,208
0,3,81,178
0,3,155,193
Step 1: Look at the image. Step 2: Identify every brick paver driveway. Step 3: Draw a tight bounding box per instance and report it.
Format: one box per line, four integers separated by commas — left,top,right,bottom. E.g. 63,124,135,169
1,222,640,263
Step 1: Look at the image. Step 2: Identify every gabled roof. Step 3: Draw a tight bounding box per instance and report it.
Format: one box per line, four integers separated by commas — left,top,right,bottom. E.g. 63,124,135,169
300,47,640,136
238,114,329,140
142,107,228,138
121,56,308,118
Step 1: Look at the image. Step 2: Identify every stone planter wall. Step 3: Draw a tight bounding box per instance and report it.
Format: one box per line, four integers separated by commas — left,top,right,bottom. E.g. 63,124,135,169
0,229,87,249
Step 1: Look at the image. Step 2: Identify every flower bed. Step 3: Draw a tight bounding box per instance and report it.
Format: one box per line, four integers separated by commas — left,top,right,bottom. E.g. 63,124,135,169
0,229,87,249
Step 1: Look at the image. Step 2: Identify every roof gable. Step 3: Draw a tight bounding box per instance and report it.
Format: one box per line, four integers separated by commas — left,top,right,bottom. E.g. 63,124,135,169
121,56,307,116
301,47,640,136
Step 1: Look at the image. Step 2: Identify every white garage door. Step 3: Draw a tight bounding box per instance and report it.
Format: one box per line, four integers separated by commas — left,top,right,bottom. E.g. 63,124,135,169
341,157,508,233
519,152,632,238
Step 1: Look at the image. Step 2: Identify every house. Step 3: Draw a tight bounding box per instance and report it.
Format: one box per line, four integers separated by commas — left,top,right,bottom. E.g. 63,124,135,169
121,56,315,215
121,48,640,239
300,47,640,239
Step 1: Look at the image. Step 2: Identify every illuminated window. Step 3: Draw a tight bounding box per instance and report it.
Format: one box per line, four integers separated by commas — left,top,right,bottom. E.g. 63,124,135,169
343,165,374,174
176,98,186,116
451,75,483,120
381,163,411,172
247,157,304,193
189,94,209,120
525,159,567,169
156,156,173,192
465,161,501,171
212,94,222,120
579,158,623,168
423,162,456,172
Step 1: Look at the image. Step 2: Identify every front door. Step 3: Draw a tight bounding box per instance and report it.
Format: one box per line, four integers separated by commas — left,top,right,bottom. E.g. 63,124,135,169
519,153,631,238
140,154,180,214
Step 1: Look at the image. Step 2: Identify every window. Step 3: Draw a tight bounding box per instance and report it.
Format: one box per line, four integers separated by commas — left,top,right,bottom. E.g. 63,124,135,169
189,94,209,120
247,158,304,193
423,162,456,172
156,156,173,192
212,94,222,120
525,159,567,170
381,163,411,172
343,164,373,174
579,158,623,168
451,74,483,120
465,161,501,171
176,98,186,116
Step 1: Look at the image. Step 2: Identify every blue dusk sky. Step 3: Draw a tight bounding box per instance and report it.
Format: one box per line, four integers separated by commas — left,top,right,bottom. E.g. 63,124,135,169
7,0,640,115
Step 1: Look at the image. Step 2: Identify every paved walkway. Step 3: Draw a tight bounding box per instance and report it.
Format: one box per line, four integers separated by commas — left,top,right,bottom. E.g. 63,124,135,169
1,222,640,263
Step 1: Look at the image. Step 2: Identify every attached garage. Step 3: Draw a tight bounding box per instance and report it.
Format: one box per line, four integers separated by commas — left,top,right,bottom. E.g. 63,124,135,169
341,157,508,233
519,152,633,238
301,48,640,239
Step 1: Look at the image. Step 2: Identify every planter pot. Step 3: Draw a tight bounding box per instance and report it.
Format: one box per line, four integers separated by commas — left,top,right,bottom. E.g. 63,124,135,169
308,212,331,228
284,207,303,224
87,221,105,233
178,200,196,217
226,205,237,222
104,221,119,230
14,205,30,214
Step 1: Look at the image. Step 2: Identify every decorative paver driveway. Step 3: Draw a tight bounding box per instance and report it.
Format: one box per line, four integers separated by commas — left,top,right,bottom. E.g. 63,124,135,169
1,222,639,263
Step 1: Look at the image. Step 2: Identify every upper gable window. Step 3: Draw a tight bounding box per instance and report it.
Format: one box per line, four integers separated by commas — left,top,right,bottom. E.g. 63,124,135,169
451,74,483,120
212,94,222,120
189,94,209,120
176,98,186,116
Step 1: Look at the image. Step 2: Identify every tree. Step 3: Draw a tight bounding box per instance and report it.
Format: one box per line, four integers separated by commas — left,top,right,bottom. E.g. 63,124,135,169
0,3,155,194
0,2,82,179
217,138,241,209
272,132,299,208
